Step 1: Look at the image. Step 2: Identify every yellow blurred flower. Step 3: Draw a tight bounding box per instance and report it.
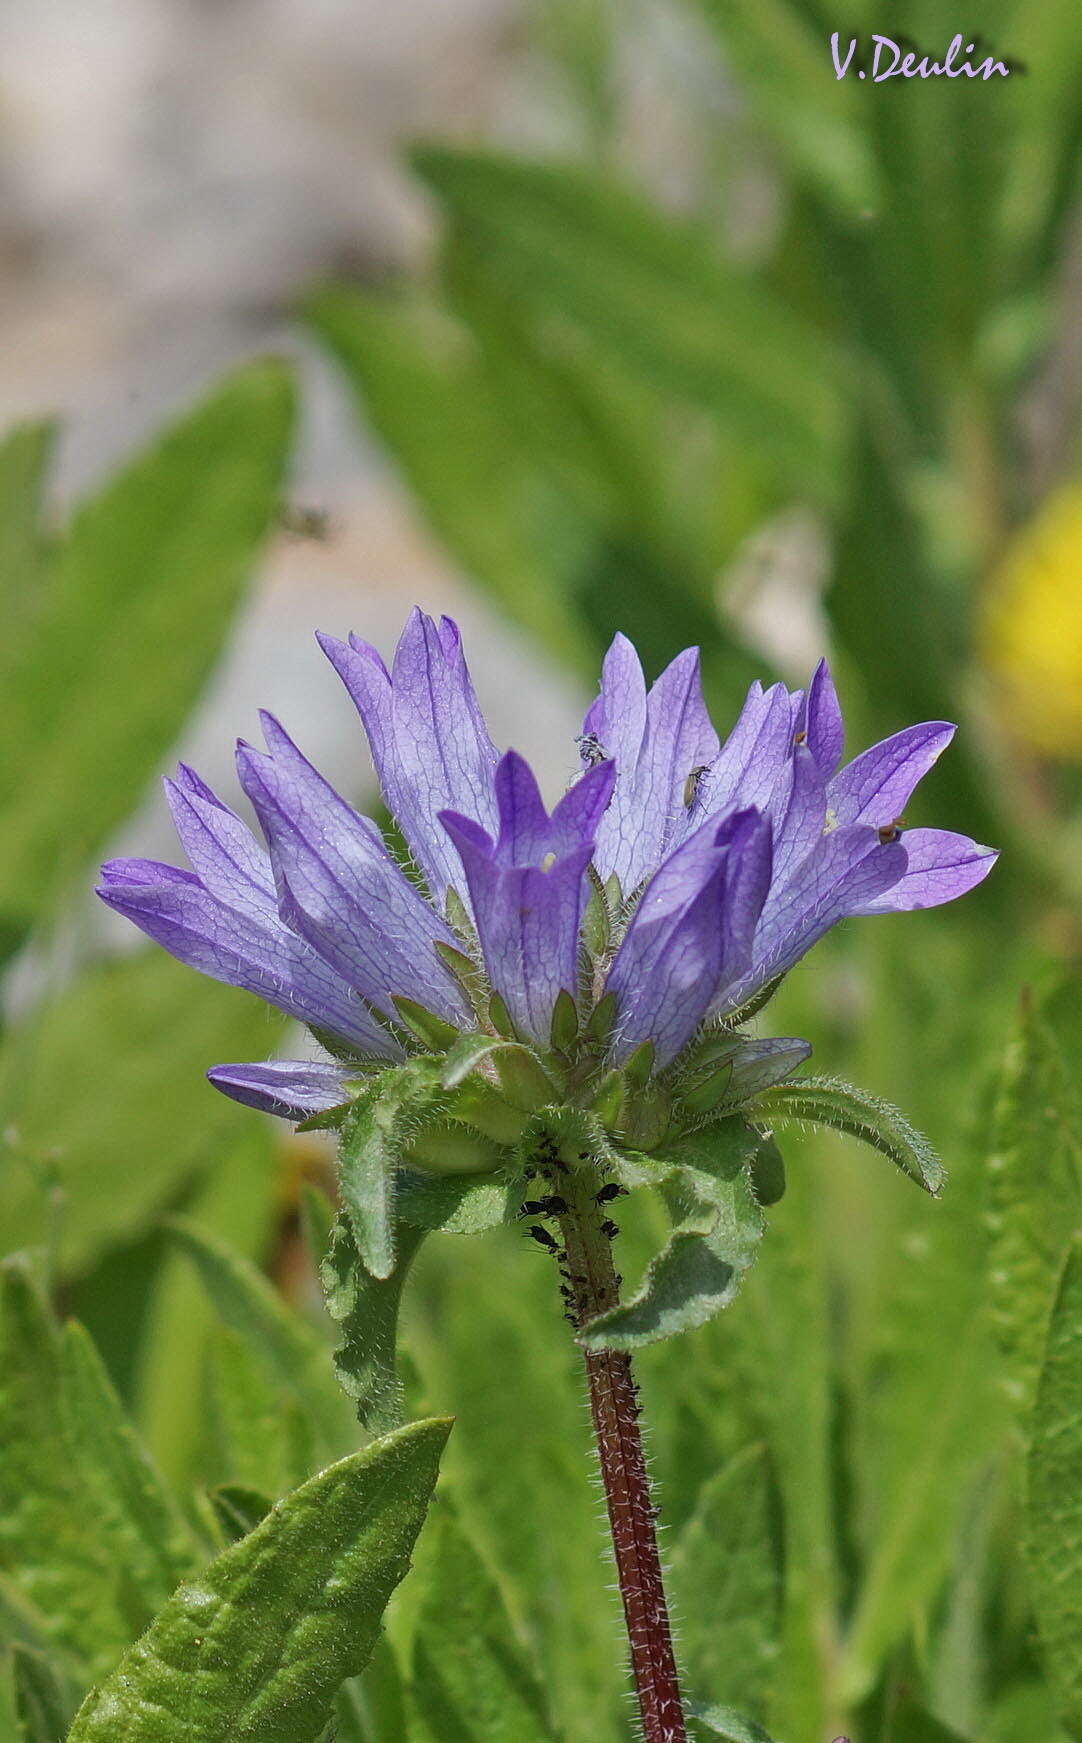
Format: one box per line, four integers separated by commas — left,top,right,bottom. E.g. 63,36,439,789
981,485,1082,757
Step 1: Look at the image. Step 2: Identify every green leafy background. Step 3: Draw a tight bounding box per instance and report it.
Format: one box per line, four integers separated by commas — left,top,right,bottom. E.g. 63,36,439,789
2,7,1082,1740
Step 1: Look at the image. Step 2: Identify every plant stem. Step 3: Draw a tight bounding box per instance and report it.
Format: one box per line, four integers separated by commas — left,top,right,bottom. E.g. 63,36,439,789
546,1146,687,1743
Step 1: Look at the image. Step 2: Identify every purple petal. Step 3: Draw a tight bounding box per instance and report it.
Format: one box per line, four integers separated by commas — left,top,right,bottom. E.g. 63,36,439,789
97,873,399,1057
493,751,615,864
856,828,998,912
797,659,844,775
319,608,499,902
606,809,772,1068
716,826,908,1013
164,770,277,915
684,681,794,840
829,722,956,828
442,811,592,1043
208,1059,355,1120
236,715,470,1027
583,638,716,893
100,857,200,889
767,744,829,888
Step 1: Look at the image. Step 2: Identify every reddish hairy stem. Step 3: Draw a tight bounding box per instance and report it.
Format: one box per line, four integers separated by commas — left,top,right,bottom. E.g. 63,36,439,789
551,1152,687,1743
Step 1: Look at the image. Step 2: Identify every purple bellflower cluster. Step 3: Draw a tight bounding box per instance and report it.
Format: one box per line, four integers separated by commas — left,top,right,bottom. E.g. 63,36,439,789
99,611,995,1208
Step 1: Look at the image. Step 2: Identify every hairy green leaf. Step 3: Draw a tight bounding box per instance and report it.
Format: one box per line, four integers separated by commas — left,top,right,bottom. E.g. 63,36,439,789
669,1445,782,1715
985,993,1081,1414
308,287,585,671
0,361,292,919
11,1643,72,1742
745,1076,944,1195
1026,1235,1082,1738
206,1329,314,1498
0,1264,201,1679
688,1702,782,1742
165,1219,353,1459
410,149,843,502
580,1120,764,1349
67,1418,450,1743
321,1213,426,1434
206,1486,273,1545
411,1509,556,1742
0,951,282,1272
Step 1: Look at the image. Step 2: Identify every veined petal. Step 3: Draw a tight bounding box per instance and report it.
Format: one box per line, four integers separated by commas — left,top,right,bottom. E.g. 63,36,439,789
606,809,772,1067
855,828,998,912
165,769,276,914
319,608,498,902
685,680,793,838
97,872,399,1057
829,721,956,828
237,714,470,1027
717,826,907,1013
583,637,715,893
442,813,592,1042
728,1036,812,1100
207,1059,355,1120
797,658,844,775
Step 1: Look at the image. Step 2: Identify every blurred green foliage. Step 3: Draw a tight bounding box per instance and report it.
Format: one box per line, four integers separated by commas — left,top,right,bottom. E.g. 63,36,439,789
2,4,1082,1739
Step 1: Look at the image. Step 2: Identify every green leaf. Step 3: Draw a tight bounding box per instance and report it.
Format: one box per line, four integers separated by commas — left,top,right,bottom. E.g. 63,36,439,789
669,1445,782,1715
411,1509,557,1742
395,1170,515,1236
0,951,284,1273
744,1076,944,1196
320,1213,426,1434
308,287,585,671
58,1321,199,1608
339,1064,448,1280
165,1218,353,1460
0,1260,198,1676
886,1700,975,1742
410,149,843,502
692,0,879,218
0,361,293,920
206,1328,314,1498
1026,1235,1082,1738
333,1639,411,1743
688,1702,783,1742
580,1120,765,1349
67,1418,451,1743
985,994,1082,1415
11,1644,72,1743
207,1486,273,1545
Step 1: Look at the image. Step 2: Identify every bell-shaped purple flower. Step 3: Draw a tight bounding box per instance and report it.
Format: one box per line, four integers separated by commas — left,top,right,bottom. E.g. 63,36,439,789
97,611,997,1124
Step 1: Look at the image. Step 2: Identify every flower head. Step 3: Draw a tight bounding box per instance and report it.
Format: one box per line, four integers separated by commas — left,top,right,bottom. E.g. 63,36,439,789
98,611,996,1145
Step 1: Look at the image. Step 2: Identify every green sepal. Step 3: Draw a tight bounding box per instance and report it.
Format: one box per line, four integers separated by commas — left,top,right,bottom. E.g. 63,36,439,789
613,1084,671,1152
590,1068,625,1128
391,996,461,1051
582,873,612,960
434,937,484,994
307,1025,371,1067
623,1039,655,1088
295,1101,353,1134
447,1078,528,1144
585,990,617,1043
681,1059,735,1116
488,991,517,1038
400,1121,503,1175
396,1170,516,1235
718,974,786,1029
439,1031,558,1111
443,883,475,941
744,1074,944,1196
749,1135,786,1206
550,987,579,1052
